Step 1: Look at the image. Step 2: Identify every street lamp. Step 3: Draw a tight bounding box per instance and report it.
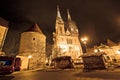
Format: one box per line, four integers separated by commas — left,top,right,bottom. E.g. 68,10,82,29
28,55,32,70
81,37,88,53
117,50,120,54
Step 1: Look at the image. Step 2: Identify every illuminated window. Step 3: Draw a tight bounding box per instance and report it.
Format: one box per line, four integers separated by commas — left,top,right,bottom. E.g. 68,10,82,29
69,46,72,52
67,39,72,44
60,27,62,33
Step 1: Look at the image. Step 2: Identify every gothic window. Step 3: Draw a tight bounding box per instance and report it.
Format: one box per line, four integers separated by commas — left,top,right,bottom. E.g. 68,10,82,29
67,39,72,44
60,27,62,33
69,46,72,52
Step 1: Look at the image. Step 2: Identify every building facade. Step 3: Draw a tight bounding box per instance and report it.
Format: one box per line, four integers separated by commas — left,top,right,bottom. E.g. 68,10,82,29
93,40,120,61
0,17,8,54
19,24,46,69
52,7,83,60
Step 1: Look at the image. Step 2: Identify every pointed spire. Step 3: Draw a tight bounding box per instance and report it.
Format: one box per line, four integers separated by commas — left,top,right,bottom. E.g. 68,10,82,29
66,9,78,35
57,5,62,19
56,5,64,23
55,5,65,35
67,9,71,21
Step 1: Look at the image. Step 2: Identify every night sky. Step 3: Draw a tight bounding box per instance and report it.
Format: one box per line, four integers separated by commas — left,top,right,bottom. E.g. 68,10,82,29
0,0,120,54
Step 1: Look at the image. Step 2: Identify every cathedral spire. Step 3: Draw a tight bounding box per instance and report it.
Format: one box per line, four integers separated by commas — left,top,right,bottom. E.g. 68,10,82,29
67,9,71,21
57,5,62,19
55,5,65,35
67,9,78,35
56,5,64,23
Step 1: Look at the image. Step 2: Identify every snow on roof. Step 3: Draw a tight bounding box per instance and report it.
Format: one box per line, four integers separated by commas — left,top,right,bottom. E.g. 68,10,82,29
82,52,106,57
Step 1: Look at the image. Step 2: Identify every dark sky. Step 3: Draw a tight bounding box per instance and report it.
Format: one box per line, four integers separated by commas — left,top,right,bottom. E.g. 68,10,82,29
0,0,120,54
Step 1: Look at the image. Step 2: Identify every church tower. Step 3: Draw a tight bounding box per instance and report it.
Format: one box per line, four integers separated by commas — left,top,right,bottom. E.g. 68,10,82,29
55,6,65,35
52,6,66,58
66,10,83,58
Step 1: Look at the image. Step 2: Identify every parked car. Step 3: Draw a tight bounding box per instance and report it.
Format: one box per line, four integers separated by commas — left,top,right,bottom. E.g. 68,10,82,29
0,56,15,75
51,56,74,69
0,56,21,75
82,52,114,71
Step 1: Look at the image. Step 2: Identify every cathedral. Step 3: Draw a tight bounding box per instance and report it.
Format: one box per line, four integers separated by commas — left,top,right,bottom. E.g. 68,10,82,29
52,6,83,60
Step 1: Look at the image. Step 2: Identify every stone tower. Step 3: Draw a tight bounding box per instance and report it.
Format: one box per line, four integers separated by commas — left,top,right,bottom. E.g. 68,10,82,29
19,24,46,69
52,7,83,60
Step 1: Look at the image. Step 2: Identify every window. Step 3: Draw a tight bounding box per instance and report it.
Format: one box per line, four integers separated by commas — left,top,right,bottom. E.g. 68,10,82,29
60,27,62,33
67,39,72,44
33,38,35,40
0,60,12,66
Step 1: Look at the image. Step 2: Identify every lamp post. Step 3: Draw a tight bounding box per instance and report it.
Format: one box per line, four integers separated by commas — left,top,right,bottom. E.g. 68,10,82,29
81,37,88,53
28,55,32,70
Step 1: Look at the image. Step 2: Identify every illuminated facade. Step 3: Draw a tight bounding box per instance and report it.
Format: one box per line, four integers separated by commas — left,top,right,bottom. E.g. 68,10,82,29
0,17,8,54
94,40,120,61
52,7,83,59
19,24,46,69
